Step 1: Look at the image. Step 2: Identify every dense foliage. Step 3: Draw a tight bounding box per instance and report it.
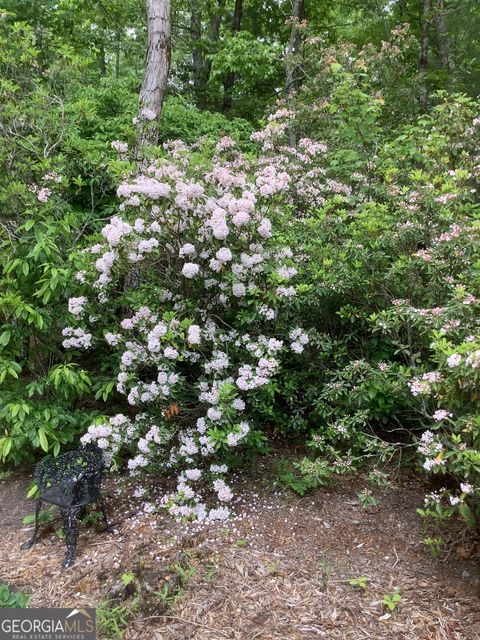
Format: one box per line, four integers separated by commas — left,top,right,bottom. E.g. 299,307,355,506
0,1,478,545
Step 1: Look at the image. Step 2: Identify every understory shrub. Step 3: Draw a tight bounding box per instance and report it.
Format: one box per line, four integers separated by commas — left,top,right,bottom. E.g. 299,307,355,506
0,13,478,543
0,14,269,467
272,86,480,526
64,134,319,521
60,85,480,533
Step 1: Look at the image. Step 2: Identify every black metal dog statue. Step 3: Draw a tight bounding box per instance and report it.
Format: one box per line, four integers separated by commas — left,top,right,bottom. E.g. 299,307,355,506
21,445,109,567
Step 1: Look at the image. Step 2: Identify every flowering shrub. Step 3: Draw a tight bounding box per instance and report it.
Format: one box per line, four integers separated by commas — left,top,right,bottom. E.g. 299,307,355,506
64,135,318,521
2,10,478,550
364,100,480,528
409,307,480,527
247,66,480,532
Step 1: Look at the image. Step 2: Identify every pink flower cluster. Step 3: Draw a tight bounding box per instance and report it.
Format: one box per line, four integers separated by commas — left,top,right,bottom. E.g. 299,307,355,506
409,371,443,396
65,131,314,521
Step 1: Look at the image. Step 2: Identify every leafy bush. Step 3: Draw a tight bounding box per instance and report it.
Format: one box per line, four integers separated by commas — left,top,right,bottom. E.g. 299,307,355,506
293,90,480,525
0,6,478,548
0,583,31,608
57,74,480,537
64,134,316,521
160,97,254,148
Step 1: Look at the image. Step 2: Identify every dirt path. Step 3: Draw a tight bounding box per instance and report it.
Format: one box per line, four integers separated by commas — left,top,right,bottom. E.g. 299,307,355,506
0,467,479,639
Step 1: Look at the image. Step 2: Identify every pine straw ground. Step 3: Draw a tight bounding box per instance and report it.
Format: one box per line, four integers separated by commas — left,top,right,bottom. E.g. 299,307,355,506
0,464,479,640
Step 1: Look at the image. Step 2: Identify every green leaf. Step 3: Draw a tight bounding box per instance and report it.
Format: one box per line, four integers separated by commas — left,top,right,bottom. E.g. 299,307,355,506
27,483,39,499
1,438,12,458
38,428,49,452
10,404,20,418
459,503,476,527
0,331,11,347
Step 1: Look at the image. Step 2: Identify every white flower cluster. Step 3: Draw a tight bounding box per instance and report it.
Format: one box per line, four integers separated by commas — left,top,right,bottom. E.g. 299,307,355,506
289,328,309,354
62,327,92,349
417,430,446,471
111,140,128,154
68,296,87,318
64,135,310,521
408,371,443,396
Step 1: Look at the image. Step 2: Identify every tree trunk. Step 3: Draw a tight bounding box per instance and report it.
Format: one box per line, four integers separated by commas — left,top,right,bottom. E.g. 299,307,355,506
33,0,43,74
130,0,172,293
202,0,225,107
419,0,431,110
191,0,226,110
190,0,206,109
222,0,243,113
99,42,106,76
433,0,454,72
285,0,304,146
137,0,172,149
115,30,121,79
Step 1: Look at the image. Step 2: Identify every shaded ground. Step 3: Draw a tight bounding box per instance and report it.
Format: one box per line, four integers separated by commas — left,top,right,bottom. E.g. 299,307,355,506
0,465,479,640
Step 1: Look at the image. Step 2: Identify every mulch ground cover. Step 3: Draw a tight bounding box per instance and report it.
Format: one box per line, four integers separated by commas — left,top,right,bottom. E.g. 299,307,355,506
1,462,479,640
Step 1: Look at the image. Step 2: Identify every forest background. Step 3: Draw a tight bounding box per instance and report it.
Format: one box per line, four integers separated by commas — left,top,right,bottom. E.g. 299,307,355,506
0,0,479,542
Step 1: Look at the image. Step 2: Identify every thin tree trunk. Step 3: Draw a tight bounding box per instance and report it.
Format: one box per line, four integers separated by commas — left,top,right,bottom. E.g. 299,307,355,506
190,0,206,108
202,0,225,105
33,0,43,74
419,0,431,110
208,0,225,65
433,0,454,72
191,0,226,109
222,0,243,113
115,30,121,79
285,0,304,146
129,0,172,293
99,42,106,76
137,0,172,149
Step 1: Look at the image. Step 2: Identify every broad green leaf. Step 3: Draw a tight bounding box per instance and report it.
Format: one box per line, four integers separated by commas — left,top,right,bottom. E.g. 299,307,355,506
38,428,49,453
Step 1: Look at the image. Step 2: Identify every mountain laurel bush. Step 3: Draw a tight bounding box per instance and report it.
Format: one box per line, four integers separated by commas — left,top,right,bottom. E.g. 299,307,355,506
64,131,319,521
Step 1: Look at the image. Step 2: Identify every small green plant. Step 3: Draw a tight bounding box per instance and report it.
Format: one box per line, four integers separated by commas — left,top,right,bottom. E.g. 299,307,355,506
97,600,137,640
0,583,31,608
26,483,39,499
423,536,443,557
23,506,57,526
383,589,402,611
121,571,136,587
156,582,176,610
358,489,379,509
171,560,196,583
81,510,104,527
276,457,332,496
367,469,390,488
235,538,248,547
204,563,217,582
349,576,369,590
154,557,196,612
277,466,316,495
